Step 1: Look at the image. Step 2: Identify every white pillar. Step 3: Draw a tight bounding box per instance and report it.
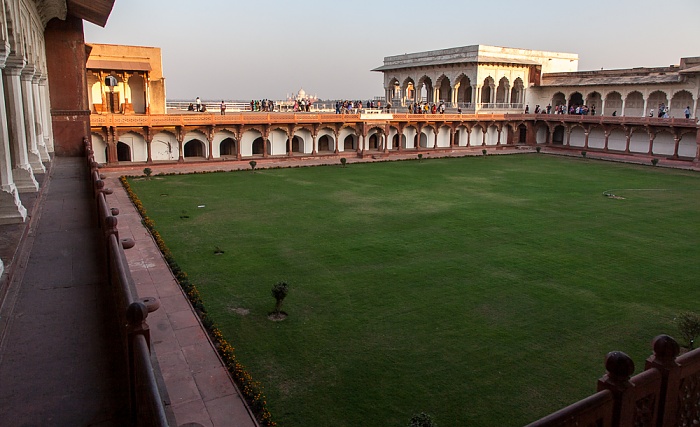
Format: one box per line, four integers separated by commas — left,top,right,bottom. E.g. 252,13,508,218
3,62,39,192
32,74,49,161
20,68,45,173
38,76,54,154
0,62,28,223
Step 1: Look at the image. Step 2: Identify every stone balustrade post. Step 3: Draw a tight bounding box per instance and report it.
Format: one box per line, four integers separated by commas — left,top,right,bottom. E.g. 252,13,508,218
597,351,636,426
645,335,681,427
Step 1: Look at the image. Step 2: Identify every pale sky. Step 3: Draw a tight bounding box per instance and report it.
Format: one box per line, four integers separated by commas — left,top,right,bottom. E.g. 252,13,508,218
84,0,700,101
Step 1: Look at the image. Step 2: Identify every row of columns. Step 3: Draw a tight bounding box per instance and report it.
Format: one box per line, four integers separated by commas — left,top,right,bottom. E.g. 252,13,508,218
0,53,53,225
390,83,526,107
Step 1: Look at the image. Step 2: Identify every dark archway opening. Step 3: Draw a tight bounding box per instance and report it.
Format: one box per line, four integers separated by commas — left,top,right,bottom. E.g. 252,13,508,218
318,135,331,152
184,140,205,157
117,141,131,161
553,126,565,145
344,135,355,150
518,125,527,144
252,137,265,155
220,137,236,156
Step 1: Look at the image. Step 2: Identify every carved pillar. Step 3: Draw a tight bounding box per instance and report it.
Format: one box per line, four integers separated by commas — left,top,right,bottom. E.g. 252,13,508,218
433,128,438,149
384,124,390,153
312,125,318,155
106,127,118,165
262,127,270,158
565,127,571,147
642,96,649,118
145,127,153,163
647,130,655,156
235,128,242,160
207,126,214,160
604,129,611,151
451,87,458,106
584,129,590,149
287,125,294,157
397,123,404,151
3,61,38,192
548,128,555,146
625,129,631,153
333,128,340,154
176,126,184,162
31,74,49,161
449,127,455,148
0,58,28,223
20,67,45,173
672,135,680,159
38,77,54,154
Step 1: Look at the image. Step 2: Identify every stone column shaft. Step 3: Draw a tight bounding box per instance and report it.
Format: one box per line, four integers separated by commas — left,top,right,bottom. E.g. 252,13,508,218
3,66,39,192
21,71,45,173
0,67,28,223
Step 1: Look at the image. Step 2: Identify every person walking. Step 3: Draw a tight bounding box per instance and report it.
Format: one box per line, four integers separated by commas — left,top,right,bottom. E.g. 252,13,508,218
220,101,226,115
196,97,202,112
685,106,691,119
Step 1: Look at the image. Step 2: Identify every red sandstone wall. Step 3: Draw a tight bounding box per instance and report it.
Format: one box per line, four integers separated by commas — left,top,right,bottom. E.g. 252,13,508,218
44,16,90,157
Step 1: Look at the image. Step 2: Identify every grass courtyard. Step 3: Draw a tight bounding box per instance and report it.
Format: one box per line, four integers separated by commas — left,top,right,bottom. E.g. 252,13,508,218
128,154,700,426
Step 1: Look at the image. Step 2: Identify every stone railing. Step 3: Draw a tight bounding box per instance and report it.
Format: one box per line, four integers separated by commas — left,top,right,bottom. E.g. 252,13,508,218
85,138,169,426
526,334,700,426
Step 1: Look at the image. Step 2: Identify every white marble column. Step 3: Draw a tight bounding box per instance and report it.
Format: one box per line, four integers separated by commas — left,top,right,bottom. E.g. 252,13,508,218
20,67,45,173
3,61,39,192
32,74,49,161
39,77,54,153
0,60,28,223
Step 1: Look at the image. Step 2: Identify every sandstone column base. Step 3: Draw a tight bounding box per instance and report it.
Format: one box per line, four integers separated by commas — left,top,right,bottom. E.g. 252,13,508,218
38,141,51,162
28,150,46,174
0,184,28,224
13,166,39,193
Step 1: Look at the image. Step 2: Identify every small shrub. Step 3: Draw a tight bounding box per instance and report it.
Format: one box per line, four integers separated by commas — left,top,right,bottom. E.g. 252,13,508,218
418,153,423,162
536,146,541,153
581,151,587,158
340,157,347,168
409,412,436,427
482,149,487,156
249,160,257,170
651,158,659,166
675,312,700,349
271,282,289,315
143,167,152,178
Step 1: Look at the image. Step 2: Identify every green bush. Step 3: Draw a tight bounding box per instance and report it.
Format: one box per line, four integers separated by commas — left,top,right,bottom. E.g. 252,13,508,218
536,146,541,153
581,151,587,158
143,167,152,177
340,158,347,168
651,158,659,166
249,160,257,170
675,312,700,349
482,149,487,156
272,281,289,315
418,153,423,162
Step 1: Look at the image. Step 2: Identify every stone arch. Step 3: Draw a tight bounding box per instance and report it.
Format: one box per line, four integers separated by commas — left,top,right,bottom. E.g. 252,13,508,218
117,141,131,161
220,137,237,157
481,77,495,104
535,124,548,144
607,128,627,151
604,91,623,116
436,75,451,103
496,77,509,104
417,75,433,103
569,92,584,110
251,137,266,155
569,126,586,147
586,91,602,114
648,90,669,116
511,78,524,104
552,125,566,144
91,133,107,163
317,135,332,152
651,130,675,155
388,77,401,100
402,77,416,102
117,131,147,162
629,128,650,153
455,74,472,105
344,135,356,150
128,74,146,114
89,80,102,113
518,124,527,144
624,91,644,117
183,139,206,158
552,92,566,108
678,132,697,157
670,90,694,118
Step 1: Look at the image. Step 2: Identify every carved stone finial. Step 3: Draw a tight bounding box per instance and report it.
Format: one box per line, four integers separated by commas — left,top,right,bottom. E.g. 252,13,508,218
126,301,148,325
652,335,680,360
605,351,635,381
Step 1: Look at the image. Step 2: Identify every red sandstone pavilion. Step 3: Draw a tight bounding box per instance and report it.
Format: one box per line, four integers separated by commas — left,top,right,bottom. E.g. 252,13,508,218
2,0,700,425
87,44,700,168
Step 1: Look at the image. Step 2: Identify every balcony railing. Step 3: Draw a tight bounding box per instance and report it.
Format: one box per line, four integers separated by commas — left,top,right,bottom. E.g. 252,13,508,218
85,139,169,426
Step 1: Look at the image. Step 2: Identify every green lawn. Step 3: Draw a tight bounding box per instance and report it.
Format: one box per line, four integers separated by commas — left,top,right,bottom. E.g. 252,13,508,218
128,155,700,426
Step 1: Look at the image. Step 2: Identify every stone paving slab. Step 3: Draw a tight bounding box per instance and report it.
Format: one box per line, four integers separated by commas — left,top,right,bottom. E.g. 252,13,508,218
104,176,258,427
0,157,128,426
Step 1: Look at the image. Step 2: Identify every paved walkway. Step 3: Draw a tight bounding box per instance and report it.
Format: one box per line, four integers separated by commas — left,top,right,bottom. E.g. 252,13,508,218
104,176,257,427
0,157,128,426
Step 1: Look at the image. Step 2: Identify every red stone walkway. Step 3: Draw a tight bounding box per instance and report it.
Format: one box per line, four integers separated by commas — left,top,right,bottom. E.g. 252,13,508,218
104,176,258,427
